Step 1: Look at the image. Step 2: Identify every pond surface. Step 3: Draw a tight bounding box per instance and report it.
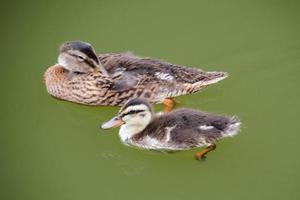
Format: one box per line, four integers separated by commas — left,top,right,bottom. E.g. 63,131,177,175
1,1,299,200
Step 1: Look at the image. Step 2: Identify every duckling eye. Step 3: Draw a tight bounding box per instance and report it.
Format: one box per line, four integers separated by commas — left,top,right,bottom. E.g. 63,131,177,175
122,109,144,117
130,110,145,115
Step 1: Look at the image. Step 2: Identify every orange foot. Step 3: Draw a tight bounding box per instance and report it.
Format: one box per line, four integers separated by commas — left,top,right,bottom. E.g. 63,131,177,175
194,144,216,160
163,98,176,112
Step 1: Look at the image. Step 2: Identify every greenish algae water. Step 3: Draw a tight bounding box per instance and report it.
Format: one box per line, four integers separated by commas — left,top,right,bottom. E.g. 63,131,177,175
0,1,299,200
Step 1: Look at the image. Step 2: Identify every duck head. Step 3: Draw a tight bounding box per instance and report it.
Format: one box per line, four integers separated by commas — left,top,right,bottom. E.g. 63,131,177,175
101,98,153,133
58,40,109,76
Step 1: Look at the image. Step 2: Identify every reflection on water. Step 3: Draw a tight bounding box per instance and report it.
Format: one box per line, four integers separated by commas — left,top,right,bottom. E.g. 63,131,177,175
101,151,146,176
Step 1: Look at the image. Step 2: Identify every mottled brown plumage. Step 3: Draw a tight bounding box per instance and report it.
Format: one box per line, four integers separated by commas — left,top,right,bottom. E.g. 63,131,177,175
44,41,228,106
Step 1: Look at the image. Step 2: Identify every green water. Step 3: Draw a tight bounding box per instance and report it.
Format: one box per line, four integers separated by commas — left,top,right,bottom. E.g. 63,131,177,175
1,1,299,199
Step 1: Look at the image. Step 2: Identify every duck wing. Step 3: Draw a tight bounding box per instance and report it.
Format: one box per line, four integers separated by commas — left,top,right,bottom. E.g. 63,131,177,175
108,72,138,91
98,53,228,104
99,53,227,84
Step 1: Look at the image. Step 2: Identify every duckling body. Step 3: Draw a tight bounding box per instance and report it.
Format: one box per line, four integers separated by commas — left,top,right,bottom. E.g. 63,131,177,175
44,41,227,106
101,98,241,159
120,109,240,151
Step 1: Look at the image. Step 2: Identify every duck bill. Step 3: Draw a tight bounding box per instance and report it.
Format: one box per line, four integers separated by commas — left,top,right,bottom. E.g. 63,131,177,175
93,67,100,73
93,64,109,77
101,117,124,129
97,61,110,76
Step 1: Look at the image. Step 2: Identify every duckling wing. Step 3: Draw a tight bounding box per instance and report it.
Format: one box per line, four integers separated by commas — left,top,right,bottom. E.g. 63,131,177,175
145,109,240,147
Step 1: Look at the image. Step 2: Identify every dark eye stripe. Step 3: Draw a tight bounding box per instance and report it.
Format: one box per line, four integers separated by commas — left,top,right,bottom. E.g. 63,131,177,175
70,53,96,69
84,59,97,69
121,109,144,117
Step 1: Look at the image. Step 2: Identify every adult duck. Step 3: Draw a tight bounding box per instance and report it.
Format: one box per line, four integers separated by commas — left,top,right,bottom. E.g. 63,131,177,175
44,41,227,110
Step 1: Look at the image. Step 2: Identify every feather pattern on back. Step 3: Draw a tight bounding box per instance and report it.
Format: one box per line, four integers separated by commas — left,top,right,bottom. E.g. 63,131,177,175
44,52,228,106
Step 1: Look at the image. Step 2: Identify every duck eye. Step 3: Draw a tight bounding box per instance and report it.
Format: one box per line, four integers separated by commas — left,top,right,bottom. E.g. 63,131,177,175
76,55,85,62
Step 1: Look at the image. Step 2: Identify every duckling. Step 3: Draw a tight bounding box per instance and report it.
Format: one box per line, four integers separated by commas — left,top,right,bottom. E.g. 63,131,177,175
44,41,228,109
101,98,241,160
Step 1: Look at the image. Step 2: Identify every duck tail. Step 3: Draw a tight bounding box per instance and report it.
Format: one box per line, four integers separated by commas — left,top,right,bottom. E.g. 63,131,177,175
223,116,241,137
201,71,228,86
187,72,228,93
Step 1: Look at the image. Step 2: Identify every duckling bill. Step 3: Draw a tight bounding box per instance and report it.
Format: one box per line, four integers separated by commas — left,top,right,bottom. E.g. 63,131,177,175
101,98,241,160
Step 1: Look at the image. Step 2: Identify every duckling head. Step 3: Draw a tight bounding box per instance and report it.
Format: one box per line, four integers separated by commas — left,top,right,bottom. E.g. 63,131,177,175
101,98,153,134
58,40,109,76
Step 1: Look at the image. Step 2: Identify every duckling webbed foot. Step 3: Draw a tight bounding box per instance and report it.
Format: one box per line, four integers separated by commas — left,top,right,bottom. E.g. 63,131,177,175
194,144,216,161
163,98,176,112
